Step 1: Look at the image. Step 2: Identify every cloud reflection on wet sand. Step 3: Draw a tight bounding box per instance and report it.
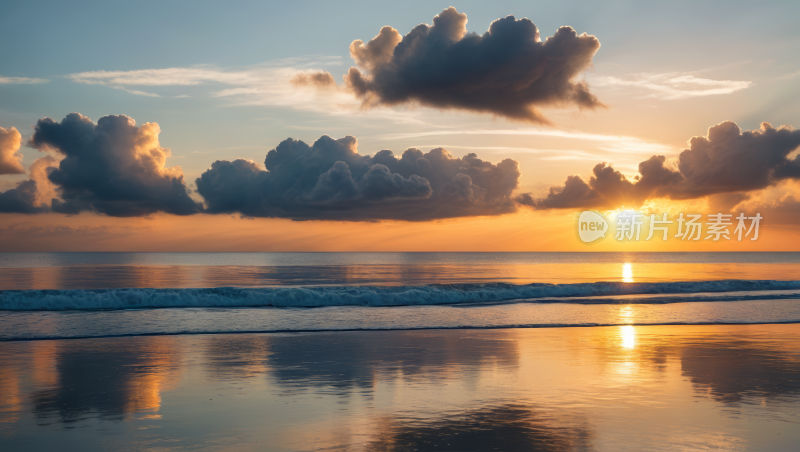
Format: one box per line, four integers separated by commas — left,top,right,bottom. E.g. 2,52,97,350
25,338,181,425
0,325,799,450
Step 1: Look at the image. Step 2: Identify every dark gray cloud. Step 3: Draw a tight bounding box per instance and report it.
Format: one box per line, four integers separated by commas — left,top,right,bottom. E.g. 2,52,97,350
197,134,520,221
0,180,47,213
28,113,202,217
673,121,800,196
338,7,602,124
520,121,800,209
516,174,605,209
4,114,518,221
0,154,58,214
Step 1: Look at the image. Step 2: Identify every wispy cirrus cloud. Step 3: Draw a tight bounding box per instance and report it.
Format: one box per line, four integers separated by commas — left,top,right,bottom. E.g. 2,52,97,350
405,144,616,164
65,66,283,87
0,76,49,84
594,73,751,99
777,69,800,81
373,128,675,155
65,64,305,98
64,59,343,92
64,60,436,124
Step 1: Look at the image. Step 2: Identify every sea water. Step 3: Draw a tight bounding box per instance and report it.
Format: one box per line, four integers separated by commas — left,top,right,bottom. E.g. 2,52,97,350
2,252,800,340
3,252,800,451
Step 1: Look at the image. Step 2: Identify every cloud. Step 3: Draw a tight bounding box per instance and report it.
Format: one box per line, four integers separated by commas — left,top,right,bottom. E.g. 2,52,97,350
0,223,144,238
64,66,273,98
196,135,520,221
290,71,337,90
0,139,58,213
0,180,47,213
28,113,202,217
28,155,60,206
5,114,519,221
335,7,602,124
0,76,49,84
118,88,161,97
0,126,25,174
594,73,752,99
65,66,272,86
719,181,800,225
62,59,375,114
373,128,675,155
777,69,800,81
516,174,604,209
520,120,800,209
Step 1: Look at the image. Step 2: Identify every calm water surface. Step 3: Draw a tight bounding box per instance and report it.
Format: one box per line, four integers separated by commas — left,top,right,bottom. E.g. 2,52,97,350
3,252,800,289
1,325,799,451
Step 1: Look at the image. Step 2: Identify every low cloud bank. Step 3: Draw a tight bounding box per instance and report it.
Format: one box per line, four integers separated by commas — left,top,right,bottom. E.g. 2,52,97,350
5,115,800,221
0,180,46,213
519,121,800,209
1,113,520,221
197,135,520,221
28,113,202,216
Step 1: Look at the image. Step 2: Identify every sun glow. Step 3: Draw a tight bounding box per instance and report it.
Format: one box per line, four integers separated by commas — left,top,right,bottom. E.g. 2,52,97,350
620,325,637,349
622,263,634,282
619,305,635,324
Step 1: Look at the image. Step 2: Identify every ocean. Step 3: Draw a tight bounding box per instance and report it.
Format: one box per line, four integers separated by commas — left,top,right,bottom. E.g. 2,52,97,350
2,252,800,340
2,252,800,451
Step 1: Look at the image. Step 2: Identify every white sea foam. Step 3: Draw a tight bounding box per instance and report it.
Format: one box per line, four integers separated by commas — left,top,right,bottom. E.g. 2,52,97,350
2,280,800,311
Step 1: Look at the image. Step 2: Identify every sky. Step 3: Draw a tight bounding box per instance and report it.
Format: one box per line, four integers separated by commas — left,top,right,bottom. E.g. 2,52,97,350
1,0,799,251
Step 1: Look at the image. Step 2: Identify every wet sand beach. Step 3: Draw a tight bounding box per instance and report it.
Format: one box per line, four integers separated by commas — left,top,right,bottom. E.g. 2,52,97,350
2,324,799,451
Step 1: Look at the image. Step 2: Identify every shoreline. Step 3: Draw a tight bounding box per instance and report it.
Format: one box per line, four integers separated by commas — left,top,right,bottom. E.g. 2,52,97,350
3,319,800,343
3,324,799,451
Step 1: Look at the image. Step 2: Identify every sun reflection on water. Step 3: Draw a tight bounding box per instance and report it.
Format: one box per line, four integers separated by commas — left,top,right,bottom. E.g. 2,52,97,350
622,263,634,283
620,325,637,349
619,305,635,324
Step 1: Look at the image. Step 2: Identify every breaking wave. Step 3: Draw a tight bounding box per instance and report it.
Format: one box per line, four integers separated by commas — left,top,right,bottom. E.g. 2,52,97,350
3,280,800,311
